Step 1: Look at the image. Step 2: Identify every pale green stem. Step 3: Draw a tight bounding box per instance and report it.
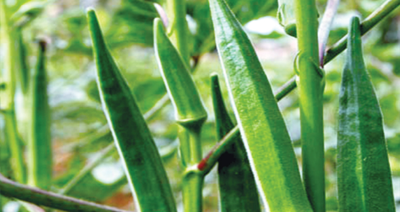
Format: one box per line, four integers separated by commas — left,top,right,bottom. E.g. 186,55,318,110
165,0,190,65
0,173,129,212
178,126,204,212
0,0,26,184
295,0,325,211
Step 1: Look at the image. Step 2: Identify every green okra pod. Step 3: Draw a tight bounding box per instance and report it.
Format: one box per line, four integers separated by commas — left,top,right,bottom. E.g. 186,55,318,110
211,73,260,212
337,16,395,212
154,17,207,212
209,0,313,211
87,9,176,212
27,40,52,190
154,18,207,129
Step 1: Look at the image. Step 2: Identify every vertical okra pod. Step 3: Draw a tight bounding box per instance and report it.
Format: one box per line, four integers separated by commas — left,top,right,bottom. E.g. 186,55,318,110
211,74,260,212
337,17,395,212
27,41,52,190
154,18,207,212
209,0,312,211
87,9,176,212
154,18,207,129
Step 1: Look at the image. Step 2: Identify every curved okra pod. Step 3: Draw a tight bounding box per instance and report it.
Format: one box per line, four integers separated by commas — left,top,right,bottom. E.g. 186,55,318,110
211,74,260,212
27,41,52,190
87,9,176,212
209,0,312,211
337,17,395,212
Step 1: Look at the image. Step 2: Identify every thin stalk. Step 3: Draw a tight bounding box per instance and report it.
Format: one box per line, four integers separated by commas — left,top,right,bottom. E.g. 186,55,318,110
0,0,26,183
0,173,130,212
165,0,190,65
318,0,340,67
295,0,325,211
325,0,400,63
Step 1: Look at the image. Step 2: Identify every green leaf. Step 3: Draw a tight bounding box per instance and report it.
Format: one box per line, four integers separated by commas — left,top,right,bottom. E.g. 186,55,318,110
154,18,207,127
211,74,261,212
188,0,277,56
208,0,312,211
27,41,52,190
10,1,45,28
87,9,176,212
337,16,395,212
105,0,159,47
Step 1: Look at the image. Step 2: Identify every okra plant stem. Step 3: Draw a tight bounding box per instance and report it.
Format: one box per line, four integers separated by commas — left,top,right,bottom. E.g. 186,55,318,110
0,0,26,184
0,174,129,212
165,0,190,65
325,0,400,63
295,0,325,211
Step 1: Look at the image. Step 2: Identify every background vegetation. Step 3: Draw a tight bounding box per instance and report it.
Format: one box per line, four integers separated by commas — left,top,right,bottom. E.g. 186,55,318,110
1,0,400,211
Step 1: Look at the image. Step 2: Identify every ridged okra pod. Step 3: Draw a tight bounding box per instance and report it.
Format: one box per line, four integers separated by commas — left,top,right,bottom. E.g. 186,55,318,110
337,17,395,212
27,41,52,190
87,9,176,212
154,18,207,212
211,74,260,212
209,0,313,211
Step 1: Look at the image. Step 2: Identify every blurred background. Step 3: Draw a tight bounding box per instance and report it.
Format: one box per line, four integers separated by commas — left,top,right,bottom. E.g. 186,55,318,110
1,0,400,211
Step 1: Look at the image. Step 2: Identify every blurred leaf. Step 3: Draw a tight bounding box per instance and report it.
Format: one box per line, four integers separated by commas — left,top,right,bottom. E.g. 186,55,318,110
11,1,46,27
105,0,159,47
188,0,277,56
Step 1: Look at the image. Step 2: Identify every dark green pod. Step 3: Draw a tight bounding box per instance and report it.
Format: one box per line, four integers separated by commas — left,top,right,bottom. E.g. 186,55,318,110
27,41,52,190
211,74,260,212
87,9,176,212
337,16,395,212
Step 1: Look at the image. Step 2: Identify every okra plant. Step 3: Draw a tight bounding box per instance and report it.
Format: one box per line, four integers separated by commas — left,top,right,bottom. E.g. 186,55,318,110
1,0,400,211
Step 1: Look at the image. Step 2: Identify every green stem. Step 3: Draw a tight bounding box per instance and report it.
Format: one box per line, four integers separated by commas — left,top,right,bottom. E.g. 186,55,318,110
295,0,325,211
0,0,26,184
0,173,129,212
197,125,240,175
182,169,203,212
165,0,190,65
3,112,26,183
324,0,400,63
179,127,204,212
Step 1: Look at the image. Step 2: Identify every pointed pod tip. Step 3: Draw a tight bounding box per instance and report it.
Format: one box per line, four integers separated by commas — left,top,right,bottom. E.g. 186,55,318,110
86,7,96,16
210,73,219,84
210,72,219,79
350,16,361,27
153,17,164,33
